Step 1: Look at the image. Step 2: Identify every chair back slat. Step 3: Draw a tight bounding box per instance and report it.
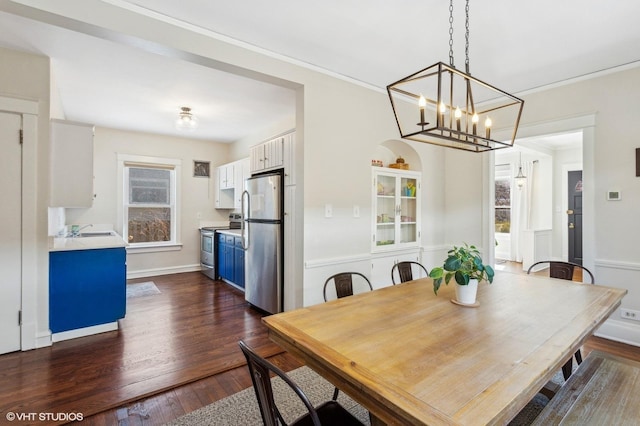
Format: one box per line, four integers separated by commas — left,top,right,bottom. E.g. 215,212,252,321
323,272,372,302
391,261,429,285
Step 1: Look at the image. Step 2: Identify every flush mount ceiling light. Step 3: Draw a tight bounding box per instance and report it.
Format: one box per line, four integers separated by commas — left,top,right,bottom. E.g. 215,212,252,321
515,152,527,189
387,0,524,152
175,106,199,131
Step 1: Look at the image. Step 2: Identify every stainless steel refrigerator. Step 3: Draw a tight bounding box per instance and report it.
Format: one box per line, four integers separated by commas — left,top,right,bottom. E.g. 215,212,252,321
241,171,283,314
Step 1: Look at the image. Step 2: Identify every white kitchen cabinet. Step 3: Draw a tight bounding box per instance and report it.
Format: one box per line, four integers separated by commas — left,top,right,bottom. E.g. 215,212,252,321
215,163,235,209
250,135,284,173
283,132,296,186
218,163,235,189
372,167,421,252
50,119,95,207
216,158,251,209
234,157,250,208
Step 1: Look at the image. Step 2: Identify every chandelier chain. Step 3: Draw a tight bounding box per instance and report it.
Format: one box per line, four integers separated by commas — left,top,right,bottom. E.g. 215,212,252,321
465,0,470,73
448,0,454,68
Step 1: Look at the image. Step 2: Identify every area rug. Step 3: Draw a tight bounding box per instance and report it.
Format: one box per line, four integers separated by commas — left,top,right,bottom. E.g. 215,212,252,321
165,367,565,426
165,366,369,426
126,281,161,298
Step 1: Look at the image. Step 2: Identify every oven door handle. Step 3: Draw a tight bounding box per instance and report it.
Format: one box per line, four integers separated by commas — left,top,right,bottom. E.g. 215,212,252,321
241,190,249,250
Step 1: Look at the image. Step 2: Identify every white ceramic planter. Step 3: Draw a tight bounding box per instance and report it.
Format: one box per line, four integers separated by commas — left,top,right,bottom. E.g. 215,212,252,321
455,278,478,304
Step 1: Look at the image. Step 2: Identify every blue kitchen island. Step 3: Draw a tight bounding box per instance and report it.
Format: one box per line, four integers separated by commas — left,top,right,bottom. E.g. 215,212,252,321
49,232,127,341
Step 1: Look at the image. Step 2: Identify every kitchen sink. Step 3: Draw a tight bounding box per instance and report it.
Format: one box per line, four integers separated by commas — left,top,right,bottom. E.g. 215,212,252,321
67,232,116,238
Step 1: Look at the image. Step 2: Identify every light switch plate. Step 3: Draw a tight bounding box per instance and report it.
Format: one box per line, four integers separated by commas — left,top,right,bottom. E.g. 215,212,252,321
325,204,332,218
353,205,360,218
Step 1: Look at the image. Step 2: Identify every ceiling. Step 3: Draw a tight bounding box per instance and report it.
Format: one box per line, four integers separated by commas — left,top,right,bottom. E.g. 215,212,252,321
0,0,638,143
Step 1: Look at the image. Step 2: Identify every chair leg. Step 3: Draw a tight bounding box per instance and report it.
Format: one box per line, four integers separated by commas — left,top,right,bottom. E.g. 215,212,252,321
574,349,583,365
561,358,573,381
332,387,340,401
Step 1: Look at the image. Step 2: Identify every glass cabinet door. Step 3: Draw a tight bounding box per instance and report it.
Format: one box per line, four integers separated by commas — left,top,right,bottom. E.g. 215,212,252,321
374,173,396,247
373,168,421,251
399,176,418,245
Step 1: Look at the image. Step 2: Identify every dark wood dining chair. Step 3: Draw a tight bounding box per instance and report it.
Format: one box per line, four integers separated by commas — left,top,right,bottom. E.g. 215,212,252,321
238,340,365,426
323,272,373,302
527,260,595,379
391,261,429,284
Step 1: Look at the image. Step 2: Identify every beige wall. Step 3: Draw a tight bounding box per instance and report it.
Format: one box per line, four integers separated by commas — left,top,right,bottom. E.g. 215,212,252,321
65,127,232,276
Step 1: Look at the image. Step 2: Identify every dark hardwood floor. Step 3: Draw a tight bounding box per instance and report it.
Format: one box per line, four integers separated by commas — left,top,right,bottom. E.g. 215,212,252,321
2,265,638,425
0,272,293,425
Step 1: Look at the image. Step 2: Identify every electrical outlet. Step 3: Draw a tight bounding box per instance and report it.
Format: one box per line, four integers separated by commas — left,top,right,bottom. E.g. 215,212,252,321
621,308,640,321
325,204,332,218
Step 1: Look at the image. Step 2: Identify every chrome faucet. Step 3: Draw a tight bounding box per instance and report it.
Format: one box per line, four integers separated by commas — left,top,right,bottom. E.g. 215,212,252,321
69,224,93,237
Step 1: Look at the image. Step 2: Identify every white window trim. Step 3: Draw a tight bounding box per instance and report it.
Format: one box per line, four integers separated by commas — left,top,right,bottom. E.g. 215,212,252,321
117,154,182,251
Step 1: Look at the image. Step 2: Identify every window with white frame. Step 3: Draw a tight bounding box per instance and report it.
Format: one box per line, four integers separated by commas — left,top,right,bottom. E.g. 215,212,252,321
495,164,511,234
118,155,181,249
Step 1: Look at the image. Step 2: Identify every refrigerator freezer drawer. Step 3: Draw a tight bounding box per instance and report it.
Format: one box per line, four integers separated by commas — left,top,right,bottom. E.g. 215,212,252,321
244,221,282,314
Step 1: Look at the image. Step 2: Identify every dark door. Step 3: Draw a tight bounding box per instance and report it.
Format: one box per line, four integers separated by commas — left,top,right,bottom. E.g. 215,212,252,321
568,170,583,265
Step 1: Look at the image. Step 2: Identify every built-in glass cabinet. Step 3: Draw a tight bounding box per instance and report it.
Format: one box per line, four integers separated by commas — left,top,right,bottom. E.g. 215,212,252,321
372,167,421,251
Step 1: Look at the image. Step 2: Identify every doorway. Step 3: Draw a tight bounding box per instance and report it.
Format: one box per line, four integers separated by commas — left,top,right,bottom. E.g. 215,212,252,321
493,131,584,267
0,111,22,354
568,170,583,264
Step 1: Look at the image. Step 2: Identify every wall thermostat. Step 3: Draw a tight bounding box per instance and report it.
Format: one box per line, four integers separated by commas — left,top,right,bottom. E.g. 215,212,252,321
607,191,621,201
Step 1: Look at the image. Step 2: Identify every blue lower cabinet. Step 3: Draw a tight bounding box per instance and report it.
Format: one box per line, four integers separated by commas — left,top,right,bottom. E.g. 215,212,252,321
216,232,245,289
234,236,245,289
49,247,126,333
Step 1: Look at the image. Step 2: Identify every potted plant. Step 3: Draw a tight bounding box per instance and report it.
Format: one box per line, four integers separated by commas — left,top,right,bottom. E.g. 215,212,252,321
429,243,494,305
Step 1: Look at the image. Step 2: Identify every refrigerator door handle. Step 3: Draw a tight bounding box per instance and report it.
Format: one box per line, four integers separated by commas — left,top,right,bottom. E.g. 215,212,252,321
241,190,250,250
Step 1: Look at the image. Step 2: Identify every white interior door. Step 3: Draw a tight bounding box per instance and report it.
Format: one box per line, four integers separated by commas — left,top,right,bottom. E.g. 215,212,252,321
0,111,22,354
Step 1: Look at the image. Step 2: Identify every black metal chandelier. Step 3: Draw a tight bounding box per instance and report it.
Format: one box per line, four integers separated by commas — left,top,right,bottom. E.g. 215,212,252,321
387,0,524,152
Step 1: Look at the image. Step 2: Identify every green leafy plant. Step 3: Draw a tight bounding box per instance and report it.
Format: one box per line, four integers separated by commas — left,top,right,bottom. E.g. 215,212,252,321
429,243,495,295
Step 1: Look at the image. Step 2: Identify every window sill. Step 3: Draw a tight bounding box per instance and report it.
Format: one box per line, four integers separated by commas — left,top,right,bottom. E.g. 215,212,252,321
126,243,183,254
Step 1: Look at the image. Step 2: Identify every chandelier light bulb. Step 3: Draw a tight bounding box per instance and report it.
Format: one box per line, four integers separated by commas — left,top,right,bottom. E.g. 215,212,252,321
472,113,479,123
418,95,426,108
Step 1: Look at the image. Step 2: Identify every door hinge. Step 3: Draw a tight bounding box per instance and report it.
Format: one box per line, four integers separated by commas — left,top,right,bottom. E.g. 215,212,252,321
19,129,24,144
18,310,22,326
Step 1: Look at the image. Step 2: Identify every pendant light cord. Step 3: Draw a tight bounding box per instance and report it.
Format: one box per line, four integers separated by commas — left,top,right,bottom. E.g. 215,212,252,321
465,0,470,74
448,0,455,68
449,0,472,73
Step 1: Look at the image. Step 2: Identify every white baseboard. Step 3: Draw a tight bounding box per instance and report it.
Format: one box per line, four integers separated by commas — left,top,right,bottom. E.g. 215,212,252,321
51,322,118,343
594,318,640,347
127,264,201,279
35,330,52,349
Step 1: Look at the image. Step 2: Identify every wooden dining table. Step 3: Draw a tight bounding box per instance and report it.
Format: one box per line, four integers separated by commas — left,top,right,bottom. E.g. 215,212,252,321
263,272,626,425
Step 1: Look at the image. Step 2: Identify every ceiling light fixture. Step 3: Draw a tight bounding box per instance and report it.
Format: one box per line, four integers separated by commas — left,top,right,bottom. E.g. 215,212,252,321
175,106,198,131
515,152,527,189
387,0,524,152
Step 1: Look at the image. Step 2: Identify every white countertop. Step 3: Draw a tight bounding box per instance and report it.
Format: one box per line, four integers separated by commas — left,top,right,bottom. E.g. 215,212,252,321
49,233,128,252
217,229,242,236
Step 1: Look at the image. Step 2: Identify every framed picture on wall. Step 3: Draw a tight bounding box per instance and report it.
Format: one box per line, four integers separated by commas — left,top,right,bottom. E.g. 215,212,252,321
193,160,210,178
